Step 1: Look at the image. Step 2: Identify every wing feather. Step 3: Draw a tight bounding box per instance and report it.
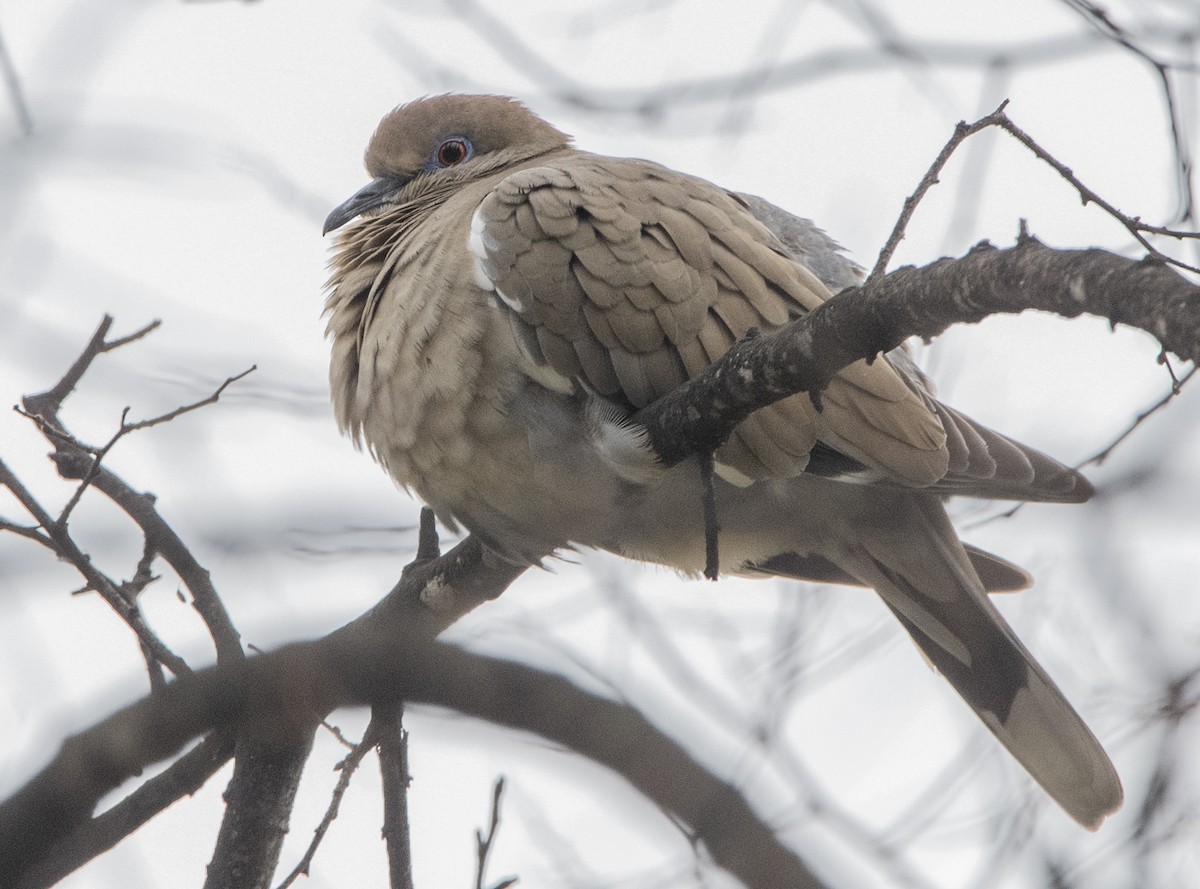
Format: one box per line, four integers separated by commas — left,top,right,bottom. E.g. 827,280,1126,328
471,156,988,488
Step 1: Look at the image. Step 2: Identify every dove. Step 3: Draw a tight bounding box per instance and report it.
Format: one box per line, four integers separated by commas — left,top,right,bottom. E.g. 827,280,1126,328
323,94,1122,828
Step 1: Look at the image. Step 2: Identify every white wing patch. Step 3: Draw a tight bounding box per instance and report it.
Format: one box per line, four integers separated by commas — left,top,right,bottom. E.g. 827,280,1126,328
494,286,527,313
713,462,756,487
471,204,566,392
517,352,576,395
468,206,527,311
467,210,496,290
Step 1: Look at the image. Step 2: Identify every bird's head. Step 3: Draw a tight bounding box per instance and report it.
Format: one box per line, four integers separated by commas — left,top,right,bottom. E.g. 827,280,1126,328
323,94,572,235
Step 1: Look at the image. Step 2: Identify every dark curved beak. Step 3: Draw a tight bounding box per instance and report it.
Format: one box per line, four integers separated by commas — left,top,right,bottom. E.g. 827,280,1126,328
323,175,408,235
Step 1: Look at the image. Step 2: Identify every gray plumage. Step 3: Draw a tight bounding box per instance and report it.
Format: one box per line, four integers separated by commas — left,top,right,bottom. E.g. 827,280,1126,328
323,94,1121,828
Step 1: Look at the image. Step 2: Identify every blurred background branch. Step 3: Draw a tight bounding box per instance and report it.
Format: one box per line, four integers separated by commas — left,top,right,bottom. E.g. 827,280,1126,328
0,19,32,136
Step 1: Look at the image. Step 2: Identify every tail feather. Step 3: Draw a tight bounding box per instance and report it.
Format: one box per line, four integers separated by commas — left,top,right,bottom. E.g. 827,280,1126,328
774,494,1123,829
750,543,1030,592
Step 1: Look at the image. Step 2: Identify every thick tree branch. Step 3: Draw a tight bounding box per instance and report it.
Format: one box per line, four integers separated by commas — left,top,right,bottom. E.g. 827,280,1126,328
0,597,830,889
203,734,315,889
0,511,817,889
636,234,1199,466
204,509,519,887
369,509,529,638
13,732,235,889
375,703,415,889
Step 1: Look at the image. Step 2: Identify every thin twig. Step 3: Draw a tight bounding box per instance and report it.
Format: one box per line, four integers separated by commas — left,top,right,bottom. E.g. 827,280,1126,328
992,113,1200,270
1060,0,1195,225
867,103,1010,281
27,317,114,416
0,518,52,546
24,364,256,527
103,319,163,352
0,456,191,678
122,366,256,432
273,729,378,889
28,317,157,415
963,361,1198,531
16,319,244,663
320,720,358,751
475,778,516,889
869,102,1200,282
1081,365,1198,468
125,540,166,692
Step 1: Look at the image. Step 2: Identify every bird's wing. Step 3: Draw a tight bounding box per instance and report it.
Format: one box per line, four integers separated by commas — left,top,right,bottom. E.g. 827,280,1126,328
737,193,1093,503
470,155,951,487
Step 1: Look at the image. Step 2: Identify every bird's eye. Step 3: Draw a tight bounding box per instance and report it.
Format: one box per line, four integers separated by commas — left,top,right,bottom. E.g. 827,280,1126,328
435,138,472,167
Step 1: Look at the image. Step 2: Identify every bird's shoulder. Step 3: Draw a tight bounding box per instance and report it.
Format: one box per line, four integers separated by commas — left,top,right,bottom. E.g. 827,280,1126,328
470,150,828,376
470,152,955,487
476,152,826,308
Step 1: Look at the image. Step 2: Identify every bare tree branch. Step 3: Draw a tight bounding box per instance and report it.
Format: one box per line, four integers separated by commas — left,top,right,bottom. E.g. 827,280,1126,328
208,508,515,888
3,51,1197,880
0,454,193,677
273,727,378,889
16,317,244,665
376,704,415,889
425,1,1185,127
22,363,255,529
0,526,832,889
203,734,315,889
636,234,1200,468
13,733,235,889
1060,0,1196,224
475,777,516,889
871,104,1200,282
1082,364,1198,468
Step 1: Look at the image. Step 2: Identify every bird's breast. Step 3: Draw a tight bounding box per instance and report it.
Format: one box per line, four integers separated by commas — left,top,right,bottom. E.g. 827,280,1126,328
325,212,607,559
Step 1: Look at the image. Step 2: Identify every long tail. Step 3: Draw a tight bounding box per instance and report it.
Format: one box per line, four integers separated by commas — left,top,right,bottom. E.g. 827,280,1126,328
782,494,1123,829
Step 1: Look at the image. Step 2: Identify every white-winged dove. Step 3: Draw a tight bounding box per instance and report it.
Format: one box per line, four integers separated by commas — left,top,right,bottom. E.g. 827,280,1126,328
323,94,1122,828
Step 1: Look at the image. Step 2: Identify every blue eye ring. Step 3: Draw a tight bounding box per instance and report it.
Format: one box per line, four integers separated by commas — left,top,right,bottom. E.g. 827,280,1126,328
434,137,472,168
